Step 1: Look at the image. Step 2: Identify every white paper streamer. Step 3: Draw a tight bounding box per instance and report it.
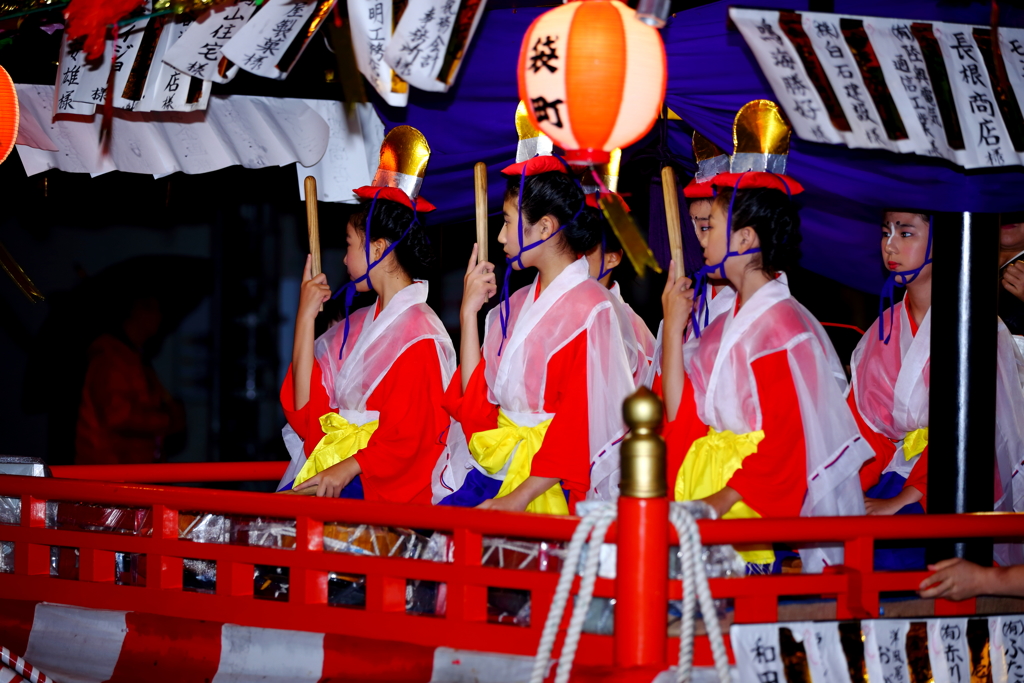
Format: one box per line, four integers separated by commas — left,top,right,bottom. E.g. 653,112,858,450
802,12,899,152
163,0,259,84
865,17,962,164
730,623,787,683
221,0,335,81
54,33,97,116
730,8,845,146
384,0,487,93
348,0,409,106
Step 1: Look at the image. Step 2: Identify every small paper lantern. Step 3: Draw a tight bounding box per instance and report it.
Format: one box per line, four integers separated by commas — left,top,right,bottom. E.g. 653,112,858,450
517,0,666,166
0,66,17,165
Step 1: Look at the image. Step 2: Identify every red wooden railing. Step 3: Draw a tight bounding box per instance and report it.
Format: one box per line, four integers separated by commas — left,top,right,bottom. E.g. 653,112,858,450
1,463,1021,669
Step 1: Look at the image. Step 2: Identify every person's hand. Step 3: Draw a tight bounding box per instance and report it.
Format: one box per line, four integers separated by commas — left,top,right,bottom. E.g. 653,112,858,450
661,260,694,340
293,458,361,498
476,494,527,513
299,254,331,322
1004,262,1024,302
864,496,900,516
461,244,496,320
918,558,993,600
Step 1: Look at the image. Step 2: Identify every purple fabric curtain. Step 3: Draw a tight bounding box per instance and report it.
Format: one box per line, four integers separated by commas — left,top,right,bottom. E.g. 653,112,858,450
373,0,1024,292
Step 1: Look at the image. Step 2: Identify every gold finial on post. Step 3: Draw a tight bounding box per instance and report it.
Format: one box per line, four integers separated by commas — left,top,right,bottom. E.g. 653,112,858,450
619,387,666,499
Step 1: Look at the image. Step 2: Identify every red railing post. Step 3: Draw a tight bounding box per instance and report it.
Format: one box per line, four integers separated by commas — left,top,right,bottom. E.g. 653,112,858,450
615,388,668,669
291,516,328,605
15,494,49,577
148,504,182,590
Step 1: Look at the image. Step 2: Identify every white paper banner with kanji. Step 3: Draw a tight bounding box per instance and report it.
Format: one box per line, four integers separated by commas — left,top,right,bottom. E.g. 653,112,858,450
162,0,260,84
221,0,336,81
383,0,487,93
730,7,1024,168
348,0,409,106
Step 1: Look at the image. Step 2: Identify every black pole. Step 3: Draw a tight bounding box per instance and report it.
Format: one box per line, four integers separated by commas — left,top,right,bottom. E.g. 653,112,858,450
928,212,998,565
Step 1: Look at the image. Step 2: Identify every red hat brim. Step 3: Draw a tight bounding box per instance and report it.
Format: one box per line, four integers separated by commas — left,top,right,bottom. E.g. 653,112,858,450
353,186,436,212
501,155,572,177
710,172,804,195
586,192,631,212
683,178,716,199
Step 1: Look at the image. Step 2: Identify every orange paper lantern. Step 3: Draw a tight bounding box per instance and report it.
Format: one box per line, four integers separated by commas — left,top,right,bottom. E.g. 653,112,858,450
0,66,18,165
517,0,666,166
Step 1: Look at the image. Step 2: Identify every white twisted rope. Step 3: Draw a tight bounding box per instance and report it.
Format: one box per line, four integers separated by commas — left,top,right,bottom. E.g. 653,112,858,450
529,502,616,683
531,503,732,683
669,504,731,683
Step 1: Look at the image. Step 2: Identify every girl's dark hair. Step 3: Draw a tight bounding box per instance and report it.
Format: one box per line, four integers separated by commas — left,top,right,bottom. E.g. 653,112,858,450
349,198,435,280
714,186,801,276
579,207,623,254
504,171,600,255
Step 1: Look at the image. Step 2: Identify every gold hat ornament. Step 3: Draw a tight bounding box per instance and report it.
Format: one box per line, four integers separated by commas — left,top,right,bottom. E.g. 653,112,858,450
515,100,553,163
370,125,431,200
582,148,622,195
730,100,791,174
692,131,729,184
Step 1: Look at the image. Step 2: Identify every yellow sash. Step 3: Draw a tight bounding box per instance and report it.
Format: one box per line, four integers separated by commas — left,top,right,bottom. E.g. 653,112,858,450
903,428,928,460
675,426,774,565
468,410,568,515
294,413,379,487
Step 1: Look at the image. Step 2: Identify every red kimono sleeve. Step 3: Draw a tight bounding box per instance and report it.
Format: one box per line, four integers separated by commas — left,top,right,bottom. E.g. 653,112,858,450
442,360,500,441
725,350,807,519
280,361,334,457
656,370,711,496
530,333,591,512
356,338,447,505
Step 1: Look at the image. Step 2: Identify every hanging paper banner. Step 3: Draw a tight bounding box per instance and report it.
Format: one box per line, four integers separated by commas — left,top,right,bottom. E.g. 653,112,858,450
54,34,97,115
863,17,962,165
138,16,212,112
220,0,336,81
296,101,382,202
864,619,912,683
111,18,155,111
799,12,900,152
730,9,845,146
383,0,486,93
69,40,115,109
730,8,1024,169
163,0,260,84
932,22,1020,168
348,0,409,106
992,615,1024,683
731,623,788,683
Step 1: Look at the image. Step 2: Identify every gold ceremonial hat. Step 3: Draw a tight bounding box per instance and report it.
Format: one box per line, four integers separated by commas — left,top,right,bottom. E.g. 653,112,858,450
516,100,553,163
692,131,729,183
730,100,791,174
372,125,431,199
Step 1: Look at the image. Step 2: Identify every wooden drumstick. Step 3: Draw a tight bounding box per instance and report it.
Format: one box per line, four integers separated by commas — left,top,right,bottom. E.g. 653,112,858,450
474,162,488,264
304,176,323,312
661,166,684,280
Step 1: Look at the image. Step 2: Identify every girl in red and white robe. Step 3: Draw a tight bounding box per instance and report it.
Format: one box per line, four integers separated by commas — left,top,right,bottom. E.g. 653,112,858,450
280,167,455,503
850,211,1024,567
433,156,638,513
659,172,872,573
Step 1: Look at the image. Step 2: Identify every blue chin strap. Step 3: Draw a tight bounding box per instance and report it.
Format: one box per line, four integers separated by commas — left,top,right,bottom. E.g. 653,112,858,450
331,188,418,357
597,231,614,281
689,171,794,338
497,155,585,355
878,216,933,345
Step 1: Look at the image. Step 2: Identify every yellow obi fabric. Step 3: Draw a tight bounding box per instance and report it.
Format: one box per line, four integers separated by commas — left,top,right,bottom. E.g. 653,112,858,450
903,428,928,460
294,412,379,487
675,426,774,565
468,409,568,515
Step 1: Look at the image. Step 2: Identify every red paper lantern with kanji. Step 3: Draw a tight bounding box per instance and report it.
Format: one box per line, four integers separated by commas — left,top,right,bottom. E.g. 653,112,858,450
517,0,666,165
